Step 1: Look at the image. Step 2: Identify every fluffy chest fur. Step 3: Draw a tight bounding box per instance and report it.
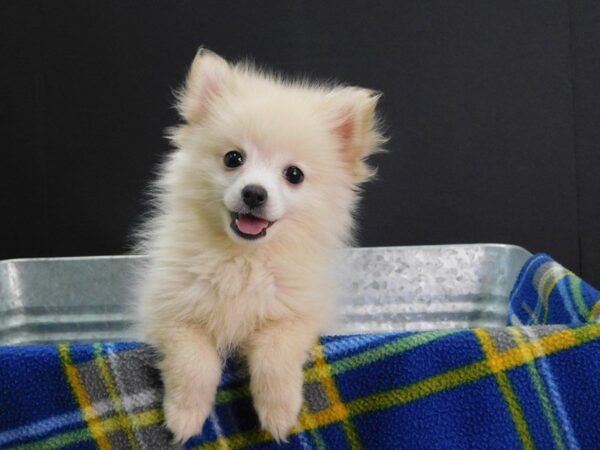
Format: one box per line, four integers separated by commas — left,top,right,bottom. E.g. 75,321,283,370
192,255,282,350
140,249,328,352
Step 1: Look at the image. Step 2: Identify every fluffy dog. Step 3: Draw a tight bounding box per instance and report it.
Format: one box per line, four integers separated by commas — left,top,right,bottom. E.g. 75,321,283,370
136,48,384,443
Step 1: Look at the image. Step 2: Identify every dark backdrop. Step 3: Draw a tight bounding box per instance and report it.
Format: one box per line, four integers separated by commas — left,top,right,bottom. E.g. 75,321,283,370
2,1,599,285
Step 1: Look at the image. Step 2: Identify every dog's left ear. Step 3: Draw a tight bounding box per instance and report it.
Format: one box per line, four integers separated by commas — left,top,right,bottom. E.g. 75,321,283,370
325,88,385,183
177,48,233,124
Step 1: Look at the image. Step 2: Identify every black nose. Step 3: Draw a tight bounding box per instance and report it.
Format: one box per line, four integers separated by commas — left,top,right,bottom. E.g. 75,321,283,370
242,185,268,208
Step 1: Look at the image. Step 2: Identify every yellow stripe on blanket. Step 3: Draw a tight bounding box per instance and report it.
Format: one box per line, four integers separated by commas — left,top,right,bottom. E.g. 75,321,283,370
476,329,534,450
93,343,139,449
58,344,112,450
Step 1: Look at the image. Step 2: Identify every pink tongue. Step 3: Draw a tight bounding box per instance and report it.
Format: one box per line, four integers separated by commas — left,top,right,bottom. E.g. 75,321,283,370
236,214,269,235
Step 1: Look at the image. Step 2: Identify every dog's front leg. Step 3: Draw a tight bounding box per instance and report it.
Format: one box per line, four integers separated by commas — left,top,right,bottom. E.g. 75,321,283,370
157,325,222,444
245,319,318,442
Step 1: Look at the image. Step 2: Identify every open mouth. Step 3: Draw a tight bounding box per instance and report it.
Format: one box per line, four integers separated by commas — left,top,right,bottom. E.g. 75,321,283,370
229,212,274,240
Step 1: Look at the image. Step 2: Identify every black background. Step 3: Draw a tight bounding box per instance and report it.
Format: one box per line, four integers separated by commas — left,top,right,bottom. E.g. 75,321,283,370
2,1,599,285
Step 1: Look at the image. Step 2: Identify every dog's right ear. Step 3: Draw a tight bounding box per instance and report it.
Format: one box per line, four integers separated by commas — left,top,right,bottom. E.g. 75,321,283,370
177,48,232,123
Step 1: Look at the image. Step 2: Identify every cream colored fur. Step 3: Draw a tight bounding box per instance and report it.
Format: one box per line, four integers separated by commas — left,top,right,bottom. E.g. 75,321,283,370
135,48,384,443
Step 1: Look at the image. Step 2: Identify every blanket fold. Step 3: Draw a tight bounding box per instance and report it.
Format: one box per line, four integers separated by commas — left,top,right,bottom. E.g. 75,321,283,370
1,254,599,449
508,253,600,326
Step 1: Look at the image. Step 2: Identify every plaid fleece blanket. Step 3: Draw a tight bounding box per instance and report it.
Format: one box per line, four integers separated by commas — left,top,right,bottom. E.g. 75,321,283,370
1,254,600,449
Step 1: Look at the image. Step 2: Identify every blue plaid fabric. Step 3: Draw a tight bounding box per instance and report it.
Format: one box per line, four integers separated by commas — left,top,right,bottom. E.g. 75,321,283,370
1,253,599,449
508,253,600,326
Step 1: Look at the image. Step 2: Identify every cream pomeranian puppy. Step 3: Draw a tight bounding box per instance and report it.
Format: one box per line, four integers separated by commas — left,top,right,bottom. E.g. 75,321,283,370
136,48,384,443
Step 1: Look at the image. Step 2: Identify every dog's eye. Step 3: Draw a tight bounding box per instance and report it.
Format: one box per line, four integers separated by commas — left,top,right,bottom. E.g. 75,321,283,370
223,150,244,168
284,166,304,185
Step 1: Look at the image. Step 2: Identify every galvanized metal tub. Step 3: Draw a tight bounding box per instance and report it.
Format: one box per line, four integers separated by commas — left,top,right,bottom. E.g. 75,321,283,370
0,244,531,345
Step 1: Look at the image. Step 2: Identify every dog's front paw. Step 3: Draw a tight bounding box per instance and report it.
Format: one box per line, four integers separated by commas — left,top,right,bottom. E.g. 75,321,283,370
257,400,302,442
253,382,303,442
164,396,212,444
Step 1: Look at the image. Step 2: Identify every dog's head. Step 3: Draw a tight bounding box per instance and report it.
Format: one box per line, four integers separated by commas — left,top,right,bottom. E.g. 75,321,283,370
167,49,385,247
